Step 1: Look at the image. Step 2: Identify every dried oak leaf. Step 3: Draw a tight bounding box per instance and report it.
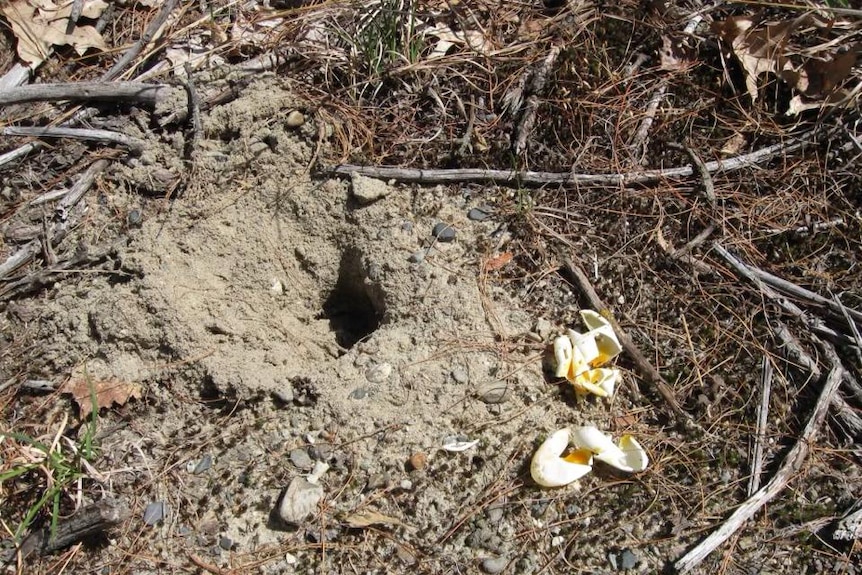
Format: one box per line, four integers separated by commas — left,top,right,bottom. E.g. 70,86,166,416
2,0,108,67
63,377,142,419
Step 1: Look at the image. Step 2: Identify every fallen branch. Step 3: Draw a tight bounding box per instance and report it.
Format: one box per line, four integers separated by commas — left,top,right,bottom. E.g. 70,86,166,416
772,320,862,441
674,353,845,573
325,131,812,188
748,356,772,496
2,127,144,153
0,82,172,106
750,267,862,329
562,259,693,425
6,498,127,563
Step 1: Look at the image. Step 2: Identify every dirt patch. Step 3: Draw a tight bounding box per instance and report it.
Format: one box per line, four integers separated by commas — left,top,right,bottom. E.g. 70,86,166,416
6,78,605,572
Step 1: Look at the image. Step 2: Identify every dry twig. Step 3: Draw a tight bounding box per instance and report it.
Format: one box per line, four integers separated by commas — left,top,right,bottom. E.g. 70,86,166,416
562,258,693,424
0,82,172,106
5,498,127,563
101,0,181,81
326,130,813,187
748,356,772,496
0,159,108,281
2,127,145,153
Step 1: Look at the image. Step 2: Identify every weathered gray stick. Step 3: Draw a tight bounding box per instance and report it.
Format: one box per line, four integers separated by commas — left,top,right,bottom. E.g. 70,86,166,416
751,267,862,328
713,244,857,349
748,356,772,496
772,320,862,440
513,45,560,156
3,127,144,153
14,498,127,559
327,131,810,187
0,82,171,106
0,159,108,280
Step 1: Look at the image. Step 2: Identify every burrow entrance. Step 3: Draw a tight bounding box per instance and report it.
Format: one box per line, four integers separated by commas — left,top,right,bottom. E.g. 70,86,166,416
320,248,386,350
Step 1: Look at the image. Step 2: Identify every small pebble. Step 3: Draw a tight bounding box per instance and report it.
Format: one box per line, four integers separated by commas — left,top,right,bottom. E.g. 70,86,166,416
620,549,637,570
218,536,234,551
127,208,143,227
450,367,469,384
286,110,305,127
143,501,168,526
468,206,493,221
408,249,426,263
192,454,213,474
399,479,413,491
431,222,456,242
409,452,427,471
273,387,294,404
401,221,414,233
365,362,392,383
477,380,510,404
277,477,324,525
481,556,508,574
348,387,370,399
534,318,553,340
290,448,314,470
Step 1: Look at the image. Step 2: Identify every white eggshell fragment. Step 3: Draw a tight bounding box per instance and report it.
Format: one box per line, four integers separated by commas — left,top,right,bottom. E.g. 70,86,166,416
530,428,593,488
553,334,574,378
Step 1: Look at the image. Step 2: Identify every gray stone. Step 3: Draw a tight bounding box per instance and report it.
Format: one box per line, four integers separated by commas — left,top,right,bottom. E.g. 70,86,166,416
481,556,508,574
486,505,504,524
451,367,469,384
218,536,234,550
127,208,143,227
272,387,294,404
290,448,314,470
620,549,637,570
468,206,493,221
192,454,213,474
408,249,426,263
348,387,370,399
143,501,168,526
277,477,324,525
478,380,510,404
431,222,456,242
351,173,391,205
534,318,553,340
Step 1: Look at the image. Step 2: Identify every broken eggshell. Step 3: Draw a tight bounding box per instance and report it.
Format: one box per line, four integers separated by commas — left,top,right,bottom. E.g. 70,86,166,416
579,310,623,364
572,367,617,399
530,428,594,488
551,309,623,399
570,426,648,473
